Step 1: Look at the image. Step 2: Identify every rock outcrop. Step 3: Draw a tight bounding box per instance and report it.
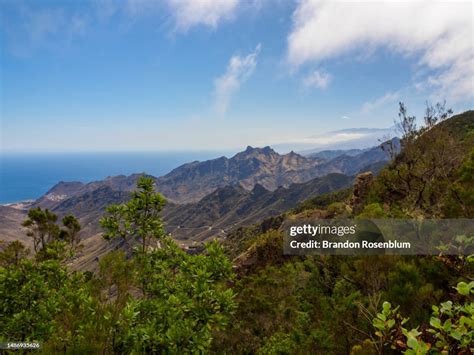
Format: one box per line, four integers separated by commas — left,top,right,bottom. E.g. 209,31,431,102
350,171,374,213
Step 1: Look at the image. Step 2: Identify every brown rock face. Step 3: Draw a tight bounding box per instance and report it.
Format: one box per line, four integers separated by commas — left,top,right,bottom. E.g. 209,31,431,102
350,171,374,213
154,146,321,203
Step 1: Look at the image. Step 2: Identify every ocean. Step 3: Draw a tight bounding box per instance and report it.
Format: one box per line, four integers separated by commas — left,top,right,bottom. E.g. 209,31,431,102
0,151,229,204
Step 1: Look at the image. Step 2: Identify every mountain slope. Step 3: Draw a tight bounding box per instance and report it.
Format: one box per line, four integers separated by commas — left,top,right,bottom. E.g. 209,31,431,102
155,142,396,203
0,205,31,246
50,186,131,237
34,174,143,210
31,142,393,208
306,148,368,160
162,173,353,241
154,146,320,203
437,109,473,139
0,140,393,251
311,138,399,176
222,110,474,278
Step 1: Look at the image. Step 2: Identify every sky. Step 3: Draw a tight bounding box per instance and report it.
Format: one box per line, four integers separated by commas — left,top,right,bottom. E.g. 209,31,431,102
1,0,473,153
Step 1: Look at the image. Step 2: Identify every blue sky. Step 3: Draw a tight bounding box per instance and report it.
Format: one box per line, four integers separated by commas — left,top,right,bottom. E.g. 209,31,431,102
1,0,472,152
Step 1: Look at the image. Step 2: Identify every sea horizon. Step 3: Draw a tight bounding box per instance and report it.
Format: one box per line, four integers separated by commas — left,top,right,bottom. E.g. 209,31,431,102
0,151,233,204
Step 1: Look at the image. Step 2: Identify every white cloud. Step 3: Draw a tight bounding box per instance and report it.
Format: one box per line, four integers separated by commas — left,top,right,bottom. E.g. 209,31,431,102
271,126,397,152
287,0,473,102
341,115,350,120
303,70,331,89
167,0,239,31
214,44,261,116
295,132,368,145
362,91,400,113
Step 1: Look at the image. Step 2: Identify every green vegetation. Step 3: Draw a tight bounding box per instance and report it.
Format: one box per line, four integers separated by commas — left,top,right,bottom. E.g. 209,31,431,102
100,176,166,254
372,104,473,217
213,105,474,354
211,253,472,354
292,187,352,214
0,177,235,353
0,106,473,353
371,282,473,354
22,207,60,253
21,208,81,261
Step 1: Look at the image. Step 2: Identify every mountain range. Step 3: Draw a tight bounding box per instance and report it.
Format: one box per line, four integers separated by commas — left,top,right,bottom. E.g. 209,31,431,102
0,137,396,268
162,173,353,242
154,146,321,203
30,139,397,208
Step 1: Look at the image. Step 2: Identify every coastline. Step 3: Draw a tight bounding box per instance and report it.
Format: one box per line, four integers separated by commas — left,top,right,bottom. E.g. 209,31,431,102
0,200,34,210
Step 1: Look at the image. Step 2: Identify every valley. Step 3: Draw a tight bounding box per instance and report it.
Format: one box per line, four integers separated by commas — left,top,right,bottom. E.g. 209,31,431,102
0,141,393,269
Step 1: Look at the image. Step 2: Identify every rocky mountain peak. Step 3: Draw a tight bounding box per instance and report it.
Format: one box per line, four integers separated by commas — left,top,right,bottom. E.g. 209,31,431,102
235,146,278,160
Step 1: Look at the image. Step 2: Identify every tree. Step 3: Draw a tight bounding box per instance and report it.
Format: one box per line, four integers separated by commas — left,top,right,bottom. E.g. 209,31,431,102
443,149,474,218
92,251,135,353
98,177,236,352
100,176,166,254
120,238,236,353
422,100,453,131
396,102,418,148
22,208,82,262
22,207,60,252
0,255,107,352
60,215,82,253
376,102,465,215
0,241,29,267
0,257,67,342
